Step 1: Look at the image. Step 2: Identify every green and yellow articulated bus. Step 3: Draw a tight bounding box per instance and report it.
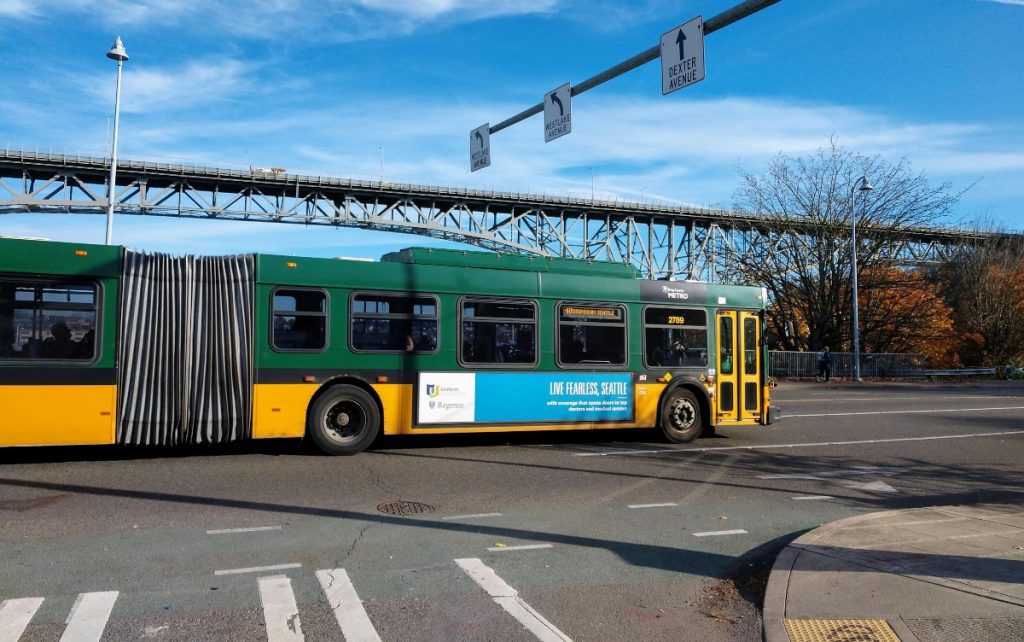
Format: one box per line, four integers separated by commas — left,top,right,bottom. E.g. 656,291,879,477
0,236,777,455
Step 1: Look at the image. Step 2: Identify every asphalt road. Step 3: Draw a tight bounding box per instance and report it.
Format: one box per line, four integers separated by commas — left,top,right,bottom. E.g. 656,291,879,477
2,380,1023,641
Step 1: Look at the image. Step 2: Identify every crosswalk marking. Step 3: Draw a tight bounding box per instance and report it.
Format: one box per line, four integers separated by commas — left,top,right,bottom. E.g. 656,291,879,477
4,560,569,642
60,591,118,642
455,558,573,642
316,569,382,642
258,575,304,642
0,597,44,641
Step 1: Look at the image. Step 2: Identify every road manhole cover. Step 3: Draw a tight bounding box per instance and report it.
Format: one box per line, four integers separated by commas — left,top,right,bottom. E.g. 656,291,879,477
377,501,435,516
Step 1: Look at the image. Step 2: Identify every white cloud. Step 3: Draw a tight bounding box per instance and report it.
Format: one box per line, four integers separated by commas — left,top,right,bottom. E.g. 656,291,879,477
2,0,557,39
0,0,36,18
78,59,253,114
353,0,557,20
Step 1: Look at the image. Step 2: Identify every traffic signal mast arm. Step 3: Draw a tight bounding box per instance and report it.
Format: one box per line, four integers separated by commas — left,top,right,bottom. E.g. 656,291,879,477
487,0,783,136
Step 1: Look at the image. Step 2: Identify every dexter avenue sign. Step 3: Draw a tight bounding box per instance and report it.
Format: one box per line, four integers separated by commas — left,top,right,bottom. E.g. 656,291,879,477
661,16,705,95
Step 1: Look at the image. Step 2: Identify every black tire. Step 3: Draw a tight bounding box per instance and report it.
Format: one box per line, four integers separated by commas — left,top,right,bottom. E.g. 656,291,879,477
308,385,381,455
660,388,704,443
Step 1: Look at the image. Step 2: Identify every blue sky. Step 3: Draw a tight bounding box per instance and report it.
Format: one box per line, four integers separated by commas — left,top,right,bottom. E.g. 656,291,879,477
2,0,1022,258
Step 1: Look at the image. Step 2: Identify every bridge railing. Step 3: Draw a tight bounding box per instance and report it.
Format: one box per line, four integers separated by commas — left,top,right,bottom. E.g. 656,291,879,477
770,351,927,379
768,352,1011,379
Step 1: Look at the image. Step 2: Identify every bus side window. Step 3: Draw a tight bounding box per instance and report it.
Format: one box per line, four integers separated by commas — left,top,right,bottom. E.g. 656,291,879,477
0,279,98,361
460,298,536,366
557,302,626,368
643,307,708,369
272,288,327,351
351,292,438,353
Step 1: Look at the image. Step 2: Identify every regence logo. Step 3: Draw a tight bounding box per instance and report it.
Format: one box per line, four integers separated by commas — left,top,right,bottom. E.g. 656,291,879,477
428,401,465,410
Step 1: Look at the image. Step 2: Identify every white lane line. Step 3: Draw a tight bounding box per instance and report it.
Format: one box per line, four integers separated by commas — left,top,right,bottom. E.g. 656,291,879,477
692,529,748,537
442,513,503,521
455,558,573,642
207,525,282,535
574,429,1024,457
792,495,833,501
0,597,44,641
486,544,554,552
786,405,1024,418
786,395,1021,404
627,503,678,509
258,575,304,642
316,568,382,642
60,591,118,642
215,563,302,576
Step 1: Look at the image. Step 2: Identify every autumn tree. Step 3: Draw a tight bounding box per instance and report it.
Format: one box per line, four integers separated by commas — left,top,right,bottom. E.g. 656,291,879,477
856,266,958,366
934,237,1024,366
733,140,959,353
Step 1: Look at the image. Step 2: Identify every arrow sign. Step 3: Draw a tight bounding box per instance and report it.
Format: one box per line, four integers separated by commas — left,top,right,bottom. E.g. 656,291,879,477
543,83,572,143
470,124,490,172
550,93,564,116
661,16,705,95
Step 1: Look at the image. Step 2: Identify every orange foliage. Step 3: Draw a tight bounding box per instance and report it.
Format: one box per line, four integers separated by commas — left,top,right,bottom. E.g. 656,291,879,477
858,267,959,367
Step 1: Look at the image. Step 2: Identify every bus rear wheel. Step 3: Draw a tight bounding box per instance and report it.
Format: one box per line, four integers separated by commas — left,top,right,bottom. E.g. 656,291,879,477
308,385,381,455
660,388,704,443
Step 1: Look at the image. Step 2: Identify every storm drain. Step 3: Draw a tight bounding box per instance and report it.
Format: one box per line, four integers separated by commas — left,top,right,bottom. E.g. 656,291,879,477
377,501,435,516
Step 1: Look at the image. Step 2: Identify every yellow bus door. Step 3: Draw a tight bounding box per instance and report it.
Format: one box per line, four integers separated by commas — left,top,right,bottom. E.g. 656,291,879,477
716,310,763,424
716,311,738,422
739,310,762,422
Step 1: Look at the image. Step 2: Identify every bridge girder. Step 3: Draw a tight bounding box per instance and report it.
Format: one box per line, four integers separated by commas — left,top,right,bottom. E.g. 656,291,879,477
0,150,999,282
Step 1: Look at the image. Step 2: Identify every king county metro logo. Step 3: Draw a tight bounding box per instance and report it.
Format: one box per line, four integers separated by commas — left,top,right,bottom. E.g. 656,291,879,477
661,285,689,300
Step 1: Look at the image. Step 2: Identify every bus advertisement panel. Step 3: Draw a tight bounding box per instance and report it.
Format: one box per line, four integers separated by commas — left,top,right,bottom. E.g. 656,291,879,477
418,372,633,425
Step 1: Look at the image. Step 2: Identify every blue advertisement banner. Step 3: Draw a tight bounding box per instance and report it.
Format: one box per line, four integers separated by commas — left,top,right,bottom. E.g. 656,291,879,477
474,372,633,423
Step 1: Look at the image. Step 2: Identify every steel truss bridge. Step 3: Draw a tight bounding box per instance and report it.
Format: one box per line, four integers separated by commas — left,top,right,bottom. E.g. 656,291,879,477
0,149,1005,282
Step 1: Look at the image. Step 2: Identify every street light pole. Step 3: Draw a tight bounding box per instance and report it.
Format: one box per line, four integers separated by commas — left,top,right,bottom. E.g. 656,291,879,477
104,37,128,245
850,174,873,382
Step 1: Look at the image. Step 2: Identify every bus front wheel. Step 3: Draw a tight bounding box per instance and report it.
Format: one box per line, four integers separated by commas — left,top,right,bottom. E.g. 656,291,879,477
308,386,381,455
660,388,704,443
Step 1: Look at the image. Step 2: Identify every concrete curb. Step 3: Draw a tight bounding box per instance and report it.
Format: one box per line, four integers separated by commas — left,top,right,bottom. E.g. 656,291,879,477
761,544,799,642
760,506,1024,642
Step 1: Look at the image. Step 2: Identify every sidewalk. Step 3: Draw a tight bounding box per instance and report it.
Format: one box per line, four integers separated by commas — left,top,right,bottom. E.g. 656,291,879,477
763,504,1024,642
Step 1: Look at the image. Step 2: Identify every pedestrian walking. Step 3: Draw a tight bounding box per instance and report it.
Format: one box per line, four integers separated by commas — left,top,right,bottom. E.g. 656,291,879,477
816,346,832,382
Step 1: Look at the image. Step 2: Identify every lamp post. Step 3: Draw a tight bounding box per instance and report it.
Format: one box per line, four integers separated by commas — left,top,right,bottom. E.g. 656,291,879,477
104,37,128,245
850,174,873,382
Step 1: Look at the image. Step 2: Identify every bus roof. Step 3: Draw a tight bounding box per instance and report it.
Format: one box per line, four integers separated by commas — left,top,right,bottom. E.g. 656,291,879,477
381,247,641,279
0,237,766,309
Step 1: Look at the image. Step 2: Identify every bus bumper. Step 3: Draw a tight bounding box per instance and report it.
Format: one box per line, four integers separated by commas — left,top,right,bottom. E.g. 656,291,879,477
766,405,781,425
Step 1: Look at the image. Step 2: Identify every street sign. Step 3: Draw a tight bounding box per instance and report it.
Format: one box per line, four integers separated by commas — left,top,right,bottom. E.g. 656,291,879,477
661,15,705,95
544,83,572,143
470,124,491,172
